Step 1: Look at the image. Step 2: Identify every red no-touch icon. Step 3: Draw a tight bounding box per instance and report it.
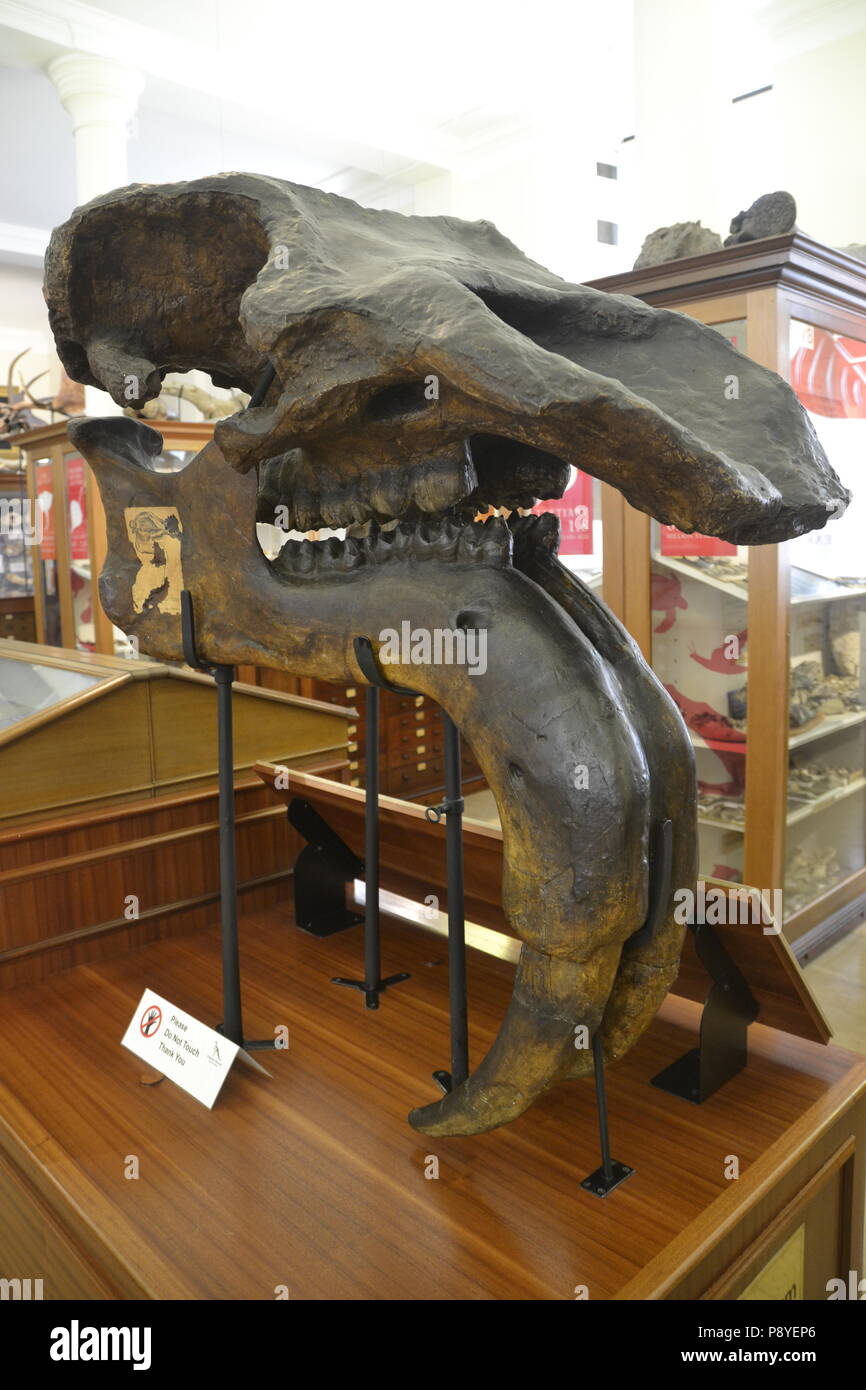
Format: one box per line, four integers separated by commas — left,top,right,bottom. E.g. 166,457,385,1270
140,1004,162,1038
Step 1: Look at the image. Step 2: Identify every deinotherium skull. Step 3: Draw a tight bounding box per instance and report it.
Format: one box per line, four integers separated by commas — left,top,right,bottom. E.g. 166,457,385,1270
44,174,848,1136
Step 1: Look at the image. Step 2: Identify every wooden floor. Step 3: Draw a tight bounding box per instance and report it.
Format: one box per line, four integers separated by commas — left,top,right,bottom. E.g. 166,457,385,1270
0,903,864,1300
806,921,866,1055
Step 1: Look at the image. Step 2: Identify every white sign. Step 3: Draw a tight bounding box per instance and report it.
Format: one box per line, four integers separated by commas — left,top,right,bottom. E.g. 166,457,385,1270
121,988,239,1108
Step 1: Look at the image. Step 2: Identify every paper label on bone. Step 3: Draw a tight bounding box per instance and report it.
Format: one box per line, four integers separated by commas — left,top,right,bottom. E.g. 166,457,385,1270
125,506,184,616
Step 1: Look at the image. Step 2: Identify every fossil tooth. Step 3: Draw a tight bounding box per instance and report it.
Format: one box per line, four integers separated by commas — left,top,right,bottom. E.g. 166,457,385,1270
342,536,365,568
295,539,316,574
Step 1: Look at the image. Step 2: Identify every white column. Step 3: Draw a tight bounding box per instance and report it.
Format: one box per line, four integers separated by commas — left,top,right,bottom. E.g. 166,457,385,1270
47,53,145,415
47,51,145,207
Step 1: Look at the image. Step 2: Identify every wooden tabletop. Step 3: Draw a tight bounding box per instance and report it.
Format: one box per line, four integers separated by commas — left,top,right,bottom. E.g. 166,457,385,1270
0,905,863,1300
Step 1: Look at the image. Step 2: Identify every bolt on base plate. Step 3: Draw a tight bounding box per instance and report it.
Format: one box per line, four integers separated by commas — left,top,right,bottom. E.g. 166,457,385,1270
580,1159,635,1198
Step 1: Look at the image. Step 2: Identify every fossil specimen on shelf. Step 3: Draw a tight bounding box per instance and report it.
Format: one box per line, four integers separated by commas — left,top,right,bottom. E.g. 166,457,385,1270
44,174,848,1137
725,190,797,246
729,660,864,730
633,219,721,269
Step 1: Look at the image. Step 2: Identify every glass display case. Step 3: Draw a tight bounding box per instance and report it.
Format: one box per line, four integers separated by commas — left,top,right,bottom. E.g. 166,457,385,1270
0,651,101,730
0,467,37,642
588,234,866,952
0,639,353,825
15,420,215,657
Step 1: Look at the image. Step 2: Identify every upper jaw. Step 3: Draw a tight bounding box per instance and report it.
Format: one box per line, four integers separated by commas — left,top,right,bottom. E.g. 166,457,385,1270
47,173,850,549
252,427,571,536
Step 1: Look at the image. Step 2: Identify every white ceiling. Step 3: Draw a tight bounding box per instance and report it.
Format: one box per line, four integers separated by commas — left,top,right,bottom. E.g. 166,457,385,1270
0,0,636,261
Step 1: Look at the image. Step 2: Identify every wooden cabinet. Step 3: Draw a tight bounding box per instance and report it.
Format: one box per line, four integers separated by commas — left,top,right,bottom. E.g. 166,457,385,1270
298,676,485,802
588,235,866,955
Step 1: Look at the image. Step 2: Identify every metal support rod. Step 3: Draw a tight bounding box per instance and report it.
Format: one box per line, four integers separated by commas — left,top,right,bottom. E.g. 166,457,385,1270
331,638,411,1007
215,663,244,1046
443,713,468,1088
180,588,278,1052
364,684,382,988
592,1032,613,1183
580,1030,634,1197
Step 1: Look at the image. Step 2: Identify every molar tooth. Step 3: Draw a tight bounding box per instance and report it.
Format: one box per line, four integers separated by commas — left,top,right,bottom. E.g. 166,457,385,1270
342,536,365,568
431,526,458,561
320,498,364,529
458,514,512,565
408,451,478,514
295,539,317,574
392,521,414,554
369,523,394,560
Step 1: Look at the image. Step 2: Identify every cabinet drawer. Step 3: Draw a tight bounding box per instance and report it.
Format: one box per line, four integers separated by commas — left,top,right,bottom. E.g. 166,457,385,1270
390,759,444,794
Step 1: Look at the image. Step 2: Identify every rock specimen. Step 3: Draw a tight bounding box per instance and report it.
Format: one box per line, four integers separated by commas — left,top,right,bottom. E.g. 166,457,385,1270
634,220,722,269
728,658,864,729
829,600,862,678
785,845,842,915
725,190,797,245
788,762,855,803
43,175,849,1138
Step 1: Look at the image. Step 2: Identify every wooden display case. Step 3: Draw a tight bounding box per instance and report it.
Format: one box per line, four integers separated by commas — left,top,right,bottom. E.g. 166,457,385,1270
0,639,353,825
0,466,36,643
589,235,866,955
0,639,354,992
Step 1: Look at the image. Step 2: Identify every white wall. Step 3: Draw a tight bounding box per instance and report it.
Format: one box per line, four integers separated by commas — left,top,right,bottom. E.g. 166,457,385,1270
630,0,866,257
0,263,58,420
772,28,866,245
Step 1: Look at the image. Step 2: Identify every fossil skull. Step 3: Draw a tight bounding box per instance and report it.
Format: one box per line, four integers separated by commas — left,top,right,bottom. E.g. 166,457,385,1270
44,174,848,1137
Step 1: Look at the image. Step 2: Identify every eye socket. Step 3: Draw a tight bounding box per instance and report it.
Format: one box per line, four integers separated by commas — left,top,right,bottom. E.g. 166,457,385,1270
366,380,432,423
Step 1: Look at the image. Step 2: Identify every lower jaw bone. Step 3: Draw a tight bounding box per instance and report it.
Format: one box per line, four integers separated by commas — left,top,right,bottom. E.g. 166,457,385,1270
74,417,693,1138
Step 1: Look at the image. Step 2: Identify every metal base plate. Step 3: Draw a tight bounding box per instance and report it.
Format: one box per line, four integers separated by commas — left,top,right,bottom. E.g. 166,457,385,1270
650,1046,703,1104
580,1160,635,1198
331,971,411,1010
217,1023,280,1052
296,909,364,938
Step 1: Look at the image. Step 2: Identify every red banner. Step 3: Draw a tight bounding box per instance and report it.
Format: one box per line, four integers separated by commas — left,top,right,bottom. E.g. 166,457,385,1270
533,470,593,555
66,456,89,561
791,324,866,419
660,524,736,558
36,463,55,560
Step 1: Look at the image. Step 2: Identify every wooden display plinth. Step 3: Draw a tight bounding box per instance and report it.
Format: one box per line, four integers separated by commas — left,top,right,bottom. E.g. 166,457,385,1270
0,906,863,1300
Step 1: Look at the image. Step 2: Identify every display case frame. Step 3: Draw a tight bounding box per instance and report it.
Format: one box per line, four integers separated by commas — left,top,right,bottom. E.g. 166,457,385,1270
590,234,866,952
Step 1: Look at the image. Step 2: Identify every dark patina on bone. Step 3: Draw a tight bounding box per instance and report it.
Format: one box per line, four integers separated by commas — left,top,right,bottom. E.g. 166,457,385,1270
44,175,847,1138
